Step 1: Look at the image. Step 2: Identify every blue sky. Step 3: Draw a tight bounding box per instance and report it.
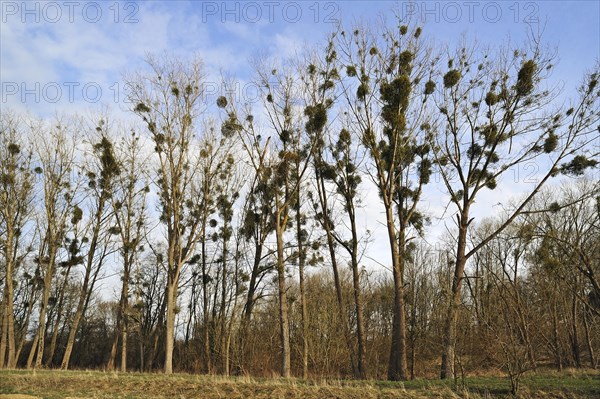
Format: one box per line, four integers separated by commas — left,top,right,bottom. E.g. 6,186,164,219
1,1,599,275
2,1,598,116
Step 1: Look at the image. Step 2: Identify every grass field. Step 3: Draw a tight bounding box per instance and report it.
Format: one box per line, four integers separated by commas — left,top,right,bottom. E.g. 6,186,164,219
1,369,599,399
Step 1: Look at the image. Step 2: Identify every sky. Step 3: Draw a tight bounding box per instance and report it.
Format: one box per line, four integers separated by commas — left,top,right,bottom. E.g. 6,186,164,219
2,1,599,115
1,0,599,282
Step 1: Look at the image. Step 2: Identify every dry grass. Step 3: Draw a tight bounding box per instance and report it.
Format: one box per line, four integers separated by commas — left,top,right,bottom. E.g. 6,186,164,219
0,370,444,399
0,369,598,399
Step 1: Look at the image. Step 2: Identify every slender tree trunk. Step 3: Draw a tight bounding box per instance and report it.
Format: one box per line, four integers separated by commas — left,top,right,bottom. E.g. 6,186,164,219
45,264,71,367
5,287,17,368
316,175,358,376
219,235,228,375
352,265,367,379
201,235,212,374
26,330,39,369
107,264,129,372
121,324,128,372
121,275,129,372
298,253,308,379
16,283,36,365
275,210,291,378
552,300,563,371
388,269,408,381
410,336,416,380
571,295,581,368
150,321,162,370
61,189,108,370
224,320,232,376
112,254,131,372
243,243,262,322
149,296,167,371
139,331,145,372
2,228,17,368
409,281,417,380
60,292,86,369
348,205,366,379
0,294,7,369
441,209,469,379
582,306,596,368
45,310,61,367
164,265,178,374
107,255,130,371
60,257,95,369
185,278,196,344
237,242,263,374
31,247,58,368
224,251,240,377
297,208,308,379
385,198,407,381
107,315,121,370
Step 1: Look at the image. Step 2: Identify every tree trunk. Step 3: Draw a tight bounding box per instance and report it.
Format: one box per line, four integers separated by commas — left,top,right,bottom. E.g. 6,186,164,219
61,189,108,370
297,209,308,379
120,256,131,372
571,295,581,368
107,258,130,372
275,211,291,378
107,307,121,371
60,253,96,369
25,330,39,369
121,294,129,372
552,300,563,371
409,282,417,380
139,331,145,372
45,264,72,367
219,233,229,375
316,175,358,377
164,271,178,374
441,210,469,379
224,251,240,377
388,257,408,380
2,233,17,369
2,227,17,368
31,246,58,369
387,206,407,381
15,282,36,365
349,203,366,379
237,241,263,374
0,295,7,369
60,294,86,369
107,264,129,372
45,311,61,367
148,297,167,371
201,236,212,374
185,276,197,345
243,243,262,322
582,306,597,368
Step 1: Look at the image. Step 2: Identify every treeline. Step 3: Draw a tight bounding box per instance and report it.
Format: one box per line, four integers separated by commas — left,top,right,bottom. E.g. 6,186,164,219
1,20,599,390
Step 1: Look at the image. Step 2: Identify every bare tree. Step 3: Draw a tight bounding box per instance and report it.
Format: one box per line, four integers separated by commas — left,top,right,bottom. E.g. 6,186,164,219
337,22,436,380
256,63,312,378
234,120,276,374
27,118,79,369
431,37,599,378
61,122,119,370
107,130,149,372
299,38,365,378
128,54,207,373
220,60,314,377
0,111,35,369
